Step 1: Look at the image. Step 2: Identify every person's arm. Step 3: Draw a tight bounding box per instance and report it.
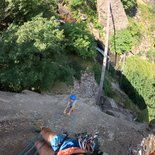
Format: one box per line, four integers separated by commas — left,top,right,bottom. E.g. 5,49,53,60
67,100,77,115
67,106,75,116
63,102,69,114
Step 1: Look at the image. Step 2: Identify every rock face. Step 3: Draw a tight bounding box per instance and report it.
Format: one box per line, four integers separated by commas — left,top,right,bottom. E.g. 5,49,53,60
0,91,148,155
99,96,137,122
72,70,98,98
97,0,128,32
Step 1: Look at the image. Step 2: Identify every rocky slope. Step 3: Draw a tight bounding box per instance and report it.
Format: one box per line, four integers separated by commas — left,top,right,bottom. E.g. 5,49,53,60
0,71,152,155
0,90,148,155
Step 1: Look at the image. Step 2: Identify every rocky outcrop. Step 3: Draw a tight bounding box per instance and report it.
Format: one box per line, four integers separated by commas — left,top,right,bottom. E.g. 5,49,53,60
72,70,98,98
49,70,98,98
0,91,148,155
99,96,137,122
97,0,128,33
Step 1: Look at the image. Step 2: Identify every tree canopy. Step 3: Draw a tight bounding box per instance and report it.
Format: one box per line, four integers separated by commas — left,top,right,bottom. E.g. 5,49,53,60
0,16,69,91
0,0,57,30
63,22,96,59
109,29,133,54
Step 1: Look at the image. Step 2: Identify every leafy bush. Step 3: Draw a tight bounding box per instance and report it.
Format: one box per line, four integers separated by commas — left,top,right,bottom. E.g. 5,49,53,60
109,23,141,55
0,0,57,29
0,16,73,92
63,22,96,59
65,0,96,10
63,0,100,31
109,29,133,54
69,0,83,8
16,16,64,51
69,59,84,80
121,0,137,15
128,19,141,47
122,56,155,121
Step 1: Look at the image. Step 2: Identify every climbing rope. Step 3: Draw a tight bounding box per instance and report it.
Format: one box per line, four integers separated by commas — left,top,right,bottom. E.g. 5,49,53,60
18,135,41,155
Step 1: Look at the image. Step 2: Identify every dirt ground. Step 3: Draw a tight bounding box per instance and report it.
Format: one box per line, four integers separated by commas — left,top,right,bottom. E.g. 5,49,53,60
0,90,150,155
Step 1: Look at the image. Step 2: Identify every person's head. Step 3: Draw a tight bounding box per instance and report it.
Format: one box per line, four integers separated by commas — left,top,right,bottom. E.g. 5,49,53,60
70,95,76,102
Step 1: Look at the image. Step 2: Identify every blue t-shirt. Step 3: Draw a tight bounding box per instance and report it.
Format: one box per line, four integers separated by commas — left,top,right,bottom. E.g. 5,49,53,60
50,134,79,151
67,100,77,108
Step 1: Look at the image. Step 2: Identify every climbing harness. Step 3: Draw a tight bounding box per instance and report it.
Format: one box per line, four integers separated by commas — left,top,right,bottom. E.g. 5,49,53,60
74,132,100,153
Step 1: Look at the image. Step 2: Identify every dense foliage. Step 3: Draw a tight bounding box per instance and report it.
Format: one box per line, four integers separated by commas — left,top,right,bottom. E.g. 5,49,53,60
63,22,96,59
122,56,155,121
128,19,141,47
65,0,96,11
0,4,96,92
0,16,73,91
63,0,102,30
109,23,141,55
121,0,137,15
0,0,57,30
109,29,133,54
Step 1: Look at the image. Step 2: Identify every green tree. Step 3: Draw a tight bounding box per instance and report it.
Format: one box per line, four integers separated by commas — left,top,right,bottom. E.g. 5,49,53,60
128,19,141,47
121,0,137,15
0,16,73,92
65,0,96,10
109,29,133,54
63,22,96,59
0,0,57,30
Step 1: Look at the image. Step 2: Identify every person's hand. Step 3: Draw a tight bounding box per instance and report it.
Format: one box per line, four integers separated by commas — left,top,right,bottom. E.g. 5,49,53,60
67,112,71,116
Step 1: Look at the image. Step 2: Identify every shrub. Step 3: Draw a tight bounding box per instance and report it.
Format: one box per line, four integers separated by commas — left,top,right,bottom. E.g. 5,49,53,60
63,22,96,59
0,16,69,92
65,0,96,10
121,0,137,15
128,19,141,47
122,56,155,121
69,59,84,80
109,29,133,54
6,0,56,21
146,49,155,62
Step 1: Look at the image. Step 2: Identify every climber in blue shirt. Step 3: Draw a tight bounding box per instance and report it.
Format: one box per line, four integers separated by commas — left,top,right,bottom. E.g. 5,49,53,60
63,95,77,116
